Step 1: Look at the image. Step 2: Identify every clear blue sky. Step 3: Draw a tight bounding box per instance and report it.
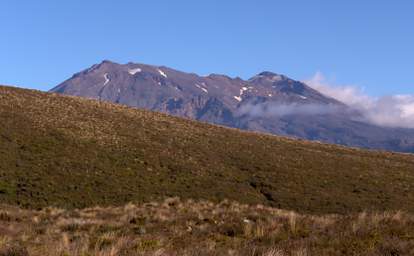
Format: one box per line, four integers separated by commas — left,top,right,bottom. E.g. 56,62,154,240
1,0,413,95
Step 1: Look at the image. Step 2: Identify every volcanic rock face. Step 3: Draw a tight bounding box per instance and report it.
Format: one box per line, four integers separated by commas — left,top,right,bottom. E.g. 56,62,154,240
51,60,414,152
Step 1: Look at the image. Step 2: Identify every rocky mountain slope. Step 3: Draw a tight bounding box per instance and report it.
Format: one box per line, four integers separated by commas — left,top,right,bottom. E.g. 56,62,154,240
1,85,414,214
51,61,414,153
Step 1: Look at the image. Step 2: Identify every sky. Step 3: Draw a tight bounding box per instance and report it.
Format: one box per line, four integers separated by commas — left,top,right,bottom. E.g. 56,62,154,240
1,0,413,97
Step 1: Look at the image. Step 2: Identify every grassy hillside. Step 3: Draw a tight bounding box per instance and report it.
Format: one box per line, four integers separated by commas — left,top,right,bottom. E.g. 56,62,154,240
1,85,414,214
2,198,414,256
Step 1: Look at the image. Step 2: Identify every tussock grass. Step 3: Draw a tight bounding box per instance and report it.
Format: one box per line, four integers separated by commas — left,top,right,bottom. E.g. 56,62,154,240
1,198,414,255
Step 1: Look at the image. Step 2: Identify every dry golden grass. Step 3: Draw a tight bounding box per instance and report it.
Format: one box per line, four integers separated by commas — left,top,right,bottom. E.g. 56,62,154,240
1,198,414,255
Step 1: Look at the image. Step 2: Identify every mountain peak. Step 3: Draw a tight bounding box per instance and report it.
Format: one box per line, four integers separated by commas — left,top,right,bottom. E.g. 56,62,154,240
258,71,279,77
249,71,287,82
101,59,117,65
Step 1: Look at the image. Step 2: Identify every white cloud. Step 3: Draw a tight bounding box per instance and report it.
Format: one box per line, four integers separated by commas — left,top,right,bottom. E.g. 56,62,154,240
238,102,339,118
304,72,414,129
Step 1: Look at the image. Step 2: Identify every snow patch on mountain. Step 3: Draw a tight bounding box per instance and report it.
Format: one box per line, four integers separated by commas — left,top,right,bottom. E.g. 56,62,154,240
234,96,242,102
128,68,142,75
195,84,208,93
103,73,110,85
158,69,167,78
270,75,282,82
234,86,248,102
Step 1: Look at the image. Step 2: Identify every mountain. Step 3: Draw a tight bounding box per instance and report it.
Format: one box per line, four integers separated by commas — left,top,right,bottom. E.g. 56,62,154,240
51,60,414,153
51,60,340,123
1,85,414,214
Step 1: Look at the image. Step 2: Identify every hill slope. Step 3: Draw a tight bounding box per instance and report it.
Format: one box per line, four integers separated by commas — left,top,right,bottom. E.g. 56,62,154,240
1,85,414,214
50,60,414,152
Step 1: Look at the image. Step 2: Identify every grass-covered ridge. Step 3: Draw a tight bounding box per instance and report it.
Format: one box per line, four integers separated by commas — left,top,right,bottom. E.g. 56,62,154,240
1,198,414,255
0,85,414,214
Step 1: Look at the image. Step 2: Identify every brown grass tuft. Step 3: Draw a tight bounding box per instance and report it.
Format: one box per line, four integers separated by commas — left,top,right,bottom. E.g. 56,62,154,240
1,198,414,255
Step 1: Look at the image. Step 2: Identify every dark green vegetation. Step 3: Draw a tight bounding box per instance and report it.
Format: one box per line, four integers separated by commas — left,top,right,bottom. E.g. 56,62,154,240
1,85,414,214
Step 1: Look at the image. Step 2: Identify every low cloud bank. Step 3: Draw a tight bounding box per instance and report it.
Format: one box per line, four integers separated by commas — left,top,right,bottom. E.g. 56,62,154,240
304,72,414,129
238,102,339,118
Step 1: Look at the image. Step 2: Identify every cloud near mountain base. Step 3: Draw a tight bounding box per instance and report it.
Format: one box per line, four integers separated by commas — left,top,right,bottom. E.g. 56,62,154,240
304,72,414,129
238,102,340,118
